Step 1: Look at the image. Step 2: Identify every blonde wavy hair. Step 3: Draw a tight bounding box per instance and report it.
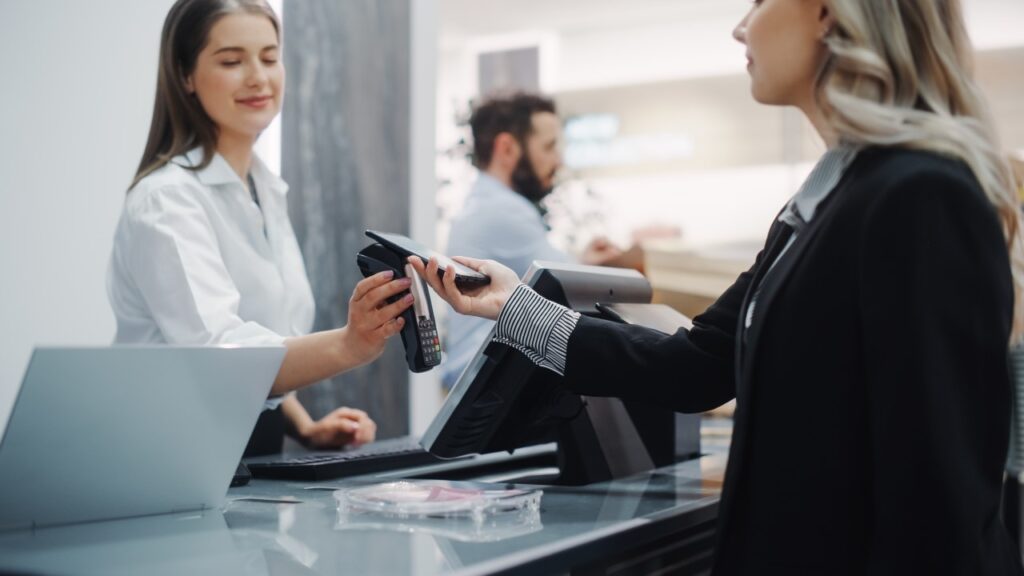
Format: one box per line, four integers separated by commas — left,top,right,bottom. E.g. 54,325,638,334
819,0,1024,343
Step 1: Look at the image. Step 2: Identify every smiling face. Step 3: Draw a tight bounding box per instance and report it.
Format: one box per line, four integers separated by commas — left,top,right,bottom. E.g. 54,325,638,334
185,12,283,144
733,0,832,108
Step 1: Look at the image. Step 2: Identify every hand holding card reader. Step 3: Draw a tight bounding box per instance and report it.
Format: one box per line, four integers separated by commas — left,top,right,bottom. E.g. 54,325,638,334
357,241,441,372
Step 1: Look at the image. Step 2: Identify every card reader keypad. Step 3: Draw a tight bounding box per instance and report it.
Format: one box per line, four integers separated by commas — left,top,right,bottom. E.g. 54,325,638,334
418,318,441,366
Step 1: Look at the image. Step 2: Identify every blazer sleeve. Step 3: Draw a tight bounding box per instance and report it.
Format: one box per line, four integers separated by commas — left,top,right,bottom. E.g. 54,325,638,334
558,234,775,413
858,167,1017,572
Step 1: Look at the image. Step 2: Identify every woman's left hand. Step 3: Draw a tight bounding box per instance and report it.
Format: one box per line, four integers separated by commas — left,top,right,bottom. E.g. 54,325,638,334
299,407,377,449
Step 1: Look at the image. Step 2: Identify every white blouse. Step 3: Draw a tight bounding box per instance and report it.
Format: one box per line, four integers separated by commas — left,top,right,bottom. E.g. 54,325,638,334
107,148,315,351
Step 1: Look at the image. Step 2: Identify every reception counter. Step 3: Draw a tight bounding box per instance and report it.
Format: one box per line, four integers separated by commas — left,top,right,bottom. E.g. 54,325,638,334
0,446,727,575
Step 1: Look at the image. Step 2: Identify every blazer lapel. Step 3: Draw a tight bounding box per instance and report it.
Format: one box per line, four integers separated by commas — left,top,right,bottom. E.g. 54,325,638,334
733,219,793,400
713,151,873,569
738,161,863,400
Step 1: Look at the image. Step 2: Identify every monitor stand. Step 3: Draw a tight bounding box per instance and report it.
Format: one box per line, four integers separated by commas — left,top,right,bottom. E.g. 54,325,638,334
513,396,666,486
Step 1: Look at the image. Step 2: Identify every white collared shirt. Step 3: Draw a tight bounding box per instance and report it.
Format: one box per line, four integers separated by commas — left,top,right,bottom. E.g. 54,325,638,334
107,148,315,353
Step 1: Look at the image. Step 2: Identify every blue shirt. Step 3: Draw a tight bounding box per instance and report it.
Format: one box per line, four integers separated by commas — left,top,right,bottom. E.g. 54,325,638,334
443,173,572,387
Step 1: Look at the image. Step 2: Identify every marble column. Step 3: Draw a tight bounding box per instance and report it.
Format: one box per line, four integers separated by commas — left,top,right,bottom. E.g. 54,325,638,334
282,0,411,438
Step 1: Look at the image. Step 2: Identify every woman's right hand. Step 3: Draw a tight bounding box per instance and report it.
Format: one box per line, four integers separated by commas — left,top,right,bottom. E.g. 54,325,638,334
408,256,520,321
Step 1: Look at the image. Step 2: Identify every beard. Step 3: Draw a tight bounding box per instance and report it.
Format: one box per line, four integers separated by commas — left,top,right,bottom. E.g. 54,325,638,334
510,150,555,204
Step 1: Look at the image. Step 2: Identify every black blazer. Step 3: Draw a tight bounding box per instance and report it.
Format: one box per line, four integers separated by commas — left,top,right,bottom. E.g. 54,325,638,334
562,147,1023,575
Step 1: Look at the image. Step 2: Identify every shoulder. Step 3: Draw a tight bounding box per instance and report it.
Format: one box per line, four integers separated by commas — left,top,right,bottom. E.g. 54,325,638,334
850,147,984,202
453,188,545,235
125,161,211,221
838,147,1008,270
839,147,993,222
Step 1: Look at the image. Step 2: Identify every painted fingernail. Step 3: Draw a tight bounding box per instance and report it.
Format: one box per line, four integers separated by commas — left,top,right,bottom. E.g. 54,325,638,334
403,293,415,303
382,270,394,279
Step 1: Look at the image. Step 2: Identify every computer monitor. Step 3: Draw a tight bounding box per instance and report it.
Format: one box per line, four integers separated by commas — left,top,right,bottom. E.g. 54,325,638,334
421,261,700,485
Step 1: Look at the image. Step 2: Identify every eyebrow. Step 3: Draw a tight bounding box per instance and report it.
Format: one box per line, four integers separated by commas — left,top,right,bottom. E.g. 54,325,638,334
212,45,279,55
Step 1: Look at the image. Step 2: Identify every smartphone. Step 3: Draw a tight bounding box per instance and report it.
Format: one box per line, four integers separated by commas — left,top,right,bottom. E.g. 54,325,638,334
364,230,490,289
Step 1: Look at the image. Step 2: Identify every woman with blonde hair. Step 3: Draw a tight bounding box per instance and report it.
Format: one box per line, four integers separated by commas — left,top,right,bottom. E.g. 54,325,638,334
414,0,1024,572
108,0,414,454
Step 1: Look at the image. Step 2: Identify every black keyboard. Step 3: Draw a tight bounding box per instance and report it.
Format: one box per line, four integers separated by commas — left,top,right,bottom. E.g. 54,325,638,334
244,436,443,481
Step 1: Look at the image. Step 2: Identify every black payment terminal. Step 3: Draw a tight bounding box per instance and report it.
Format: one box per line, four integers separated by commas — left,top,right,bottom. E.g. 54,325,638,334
357,242,441,372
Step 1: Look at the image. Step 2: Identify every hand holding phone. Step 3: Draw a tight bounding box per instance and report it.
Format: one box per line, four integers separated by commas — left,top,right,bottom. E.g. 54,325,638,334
365,230,490,290
407,255,522,322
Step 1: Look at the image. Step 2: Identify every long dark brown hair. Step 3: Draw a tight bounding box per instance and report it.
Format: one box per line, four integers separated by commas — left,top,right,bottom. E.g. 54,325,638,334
131,0,279,189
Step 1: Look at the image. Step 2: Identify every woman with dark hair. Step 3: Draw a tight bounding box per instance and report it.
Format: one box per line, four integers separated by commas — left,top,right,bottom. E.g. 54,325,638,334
416,0,1024,573
108,0,409,453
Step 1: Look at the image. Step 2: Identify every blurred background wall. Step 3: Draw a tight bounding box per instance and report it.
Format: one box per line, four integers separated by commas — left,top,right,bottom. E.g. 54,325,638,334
434,0,1024,255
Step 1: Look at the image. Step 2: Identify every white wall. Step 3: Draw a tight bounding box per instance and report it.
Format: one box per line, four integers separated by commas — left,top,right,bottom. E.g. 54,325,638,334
0,1,176,428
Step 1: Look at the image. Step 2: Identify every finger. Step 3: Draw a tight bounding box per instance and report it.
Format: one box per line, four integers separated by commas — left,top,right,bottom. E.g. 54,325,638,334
424,257,450,297
452,257,505,282
351,270,396,303
372,315,405,340
408,256,446,296
407,255,428,277
335,418,359,433
354,418,375,444
357,425,375,444
370,293,414,328
333,407,370,420
450,256,487,271
440,260,464,301
362,277,414,309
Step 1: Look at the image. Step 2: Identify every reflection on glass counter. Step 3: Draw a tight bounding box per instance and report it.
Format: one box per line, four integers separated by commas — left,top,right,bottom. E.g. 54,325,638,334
0,453,727,576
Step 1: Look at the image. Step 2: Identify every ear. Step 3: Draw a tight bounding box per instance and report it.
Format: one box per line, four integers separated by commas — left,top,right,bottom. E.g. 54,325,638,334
183,74,195,95
817,1,835,38
494,132,521,165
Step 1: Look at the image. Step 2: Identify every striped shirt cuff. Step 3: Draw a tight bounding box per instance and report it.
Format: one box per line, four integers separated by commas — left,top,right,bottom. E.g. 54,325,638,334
493,284,581,375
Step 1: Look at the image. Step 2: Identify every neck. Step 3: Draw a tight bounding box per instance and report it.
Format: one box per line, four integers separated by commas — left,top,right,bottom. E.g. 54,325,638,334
798,97,839,149
217,130,258,181
484,165,513,189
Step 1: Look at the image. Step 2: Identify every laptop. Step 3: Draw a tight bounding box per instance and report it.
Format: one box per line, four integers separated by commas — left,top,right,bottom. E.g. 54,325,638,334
0,346,285,530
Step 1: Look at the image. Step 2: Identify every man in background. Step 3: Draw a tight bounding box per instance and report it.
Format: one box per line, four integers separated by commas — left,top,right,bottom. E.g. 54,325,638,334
442,92,630,388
